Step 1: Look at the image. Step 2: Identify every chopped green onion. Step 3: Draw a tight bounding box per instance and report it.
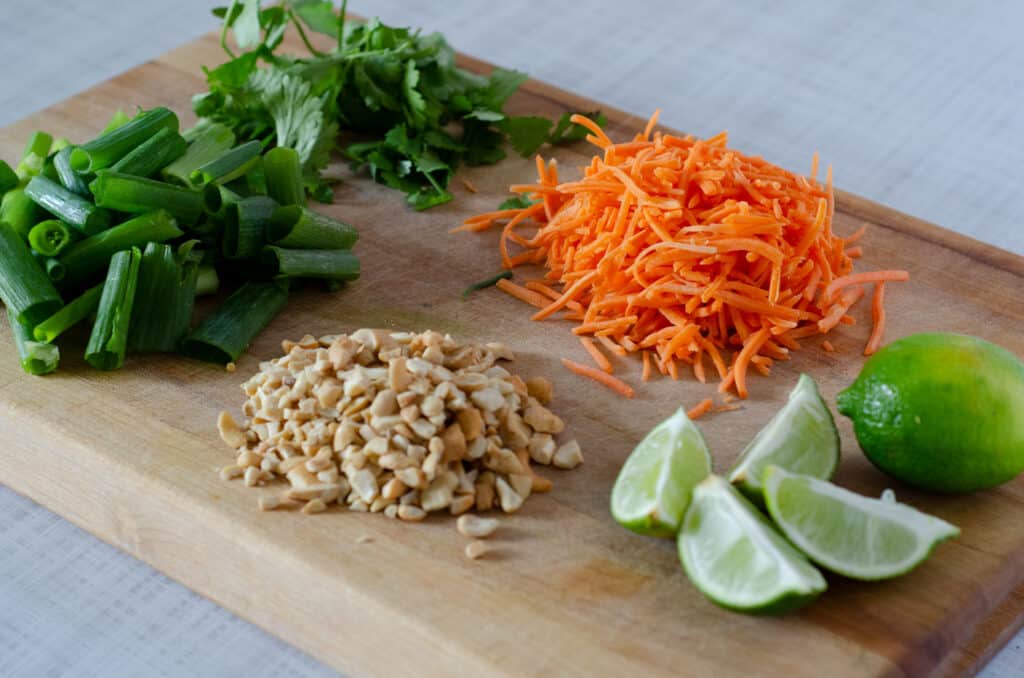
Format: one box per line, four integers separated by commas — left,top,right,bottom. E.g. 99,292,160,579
462,270,513,298
16,131,53,181
109,127,188,178
0,160,18,195
189,140,262,187
182,280,289,364
223,196,276,260
85,247,142,370
25,175,111,235
195,265,220,296
162,122,236,185
101,110,131,134
28,220,75,257
53,146,92,196
51,138,72,154
267,205,358,250
263,147,306,207
59,210,182,289
0,188,41,239
89,171,205,224
262,246,360,281
32,284,103,343
128,242,198,352
70,107,179,173
8,309,59,375
44,257,66,282
0,222,63,326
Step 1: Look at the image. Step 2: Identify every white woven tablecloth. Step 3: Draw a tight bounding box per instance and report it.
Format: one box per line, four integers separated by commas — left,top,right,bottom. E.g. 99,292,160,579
2,1,1022,676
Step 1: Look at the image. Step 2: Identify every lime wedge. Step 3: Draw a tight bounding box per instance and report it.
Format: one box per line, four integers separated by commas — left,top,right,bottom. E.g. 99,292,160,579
611,408,712,537
728,374,839,502
763,466,960,580
678,475,826,614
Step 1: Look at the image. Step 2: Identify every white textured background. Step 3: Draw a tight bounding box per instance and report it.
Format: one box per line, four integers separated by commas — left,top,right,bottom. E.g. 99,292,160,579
1,1,1022,676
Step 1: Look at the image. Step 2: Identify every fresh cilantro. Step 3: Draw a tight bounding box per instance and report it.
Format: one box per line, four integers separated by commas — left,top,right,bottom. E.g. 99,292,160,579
498,195,539,210
198,3,607,209
549,111,608,145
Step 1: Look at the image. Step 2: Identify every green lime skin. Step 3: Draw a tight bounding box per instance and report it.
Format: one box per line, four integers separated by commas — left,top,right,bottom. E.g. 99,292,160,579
837,333,1024,493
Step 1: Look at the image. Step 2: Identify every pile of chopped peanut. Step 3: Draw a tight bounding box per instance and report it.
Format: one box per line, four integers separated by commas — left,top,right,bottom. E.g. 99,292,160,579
217,329,582,520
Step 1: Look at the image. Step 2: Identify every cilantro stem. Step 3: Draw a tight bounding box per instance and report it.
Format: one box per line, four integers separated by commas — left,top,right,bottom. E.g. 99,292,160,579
220,0,239,58
288,9,326,57
337,0,348,51
462,271,513,299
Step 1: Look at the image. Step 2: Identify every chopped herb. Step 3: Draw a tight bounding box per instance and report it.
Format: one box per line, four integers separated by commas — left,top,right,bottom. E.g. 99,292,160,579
498,195,539,210
462,270,513,298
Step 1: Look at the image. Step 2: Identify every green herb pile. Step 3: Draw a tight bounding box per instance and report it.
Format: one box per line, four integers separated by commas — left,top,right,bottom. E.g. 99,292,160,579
194,0,605,209
0,108,360,376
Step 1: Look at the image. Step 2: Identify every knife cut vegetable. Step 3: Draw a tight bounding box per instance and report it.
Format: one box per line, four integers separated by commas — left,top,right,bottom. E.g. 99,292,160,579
70,107,178,173
267,205,357,249
262,147,306,208
89,171,207,224
223,196,276,260
128,242,199,352
182,280,289,364
262,246,360,281
85,247,142,370
465,112,909,398
25,175,111,235
189,139,262,187
110,127,188,178
32,284,103,343
53,146,92,196
8,308,59,376
0,222,63,326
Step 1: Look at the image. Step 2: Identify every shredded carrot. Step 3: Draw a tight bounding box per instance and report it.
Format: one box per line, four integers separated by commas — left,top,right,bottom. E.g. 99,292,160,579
821,340,835,352
579,337,613,373
561,358,635,398
495,279,550,309
460,177,479,193
864,282,887,356
462,111,910,398
687,398,714,420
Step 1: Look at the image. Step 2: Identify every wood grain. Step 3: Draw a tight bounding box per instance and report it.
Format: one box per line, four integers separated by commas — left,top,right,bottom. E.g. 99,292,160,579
2,32,1023,677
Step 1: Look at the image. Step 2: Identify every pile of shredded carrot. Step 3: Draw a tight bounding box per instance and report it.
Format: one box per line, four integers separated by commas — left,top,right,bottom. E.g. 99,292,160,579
456,112,908,399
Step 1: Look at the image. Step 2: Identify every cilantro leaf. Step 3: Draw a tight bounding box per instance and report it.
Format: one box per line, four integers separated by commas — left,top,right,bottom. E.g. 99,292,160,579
499,116,554,157
498,195,539,210
233,0,263,49
549,111,608,144
291,0,340,37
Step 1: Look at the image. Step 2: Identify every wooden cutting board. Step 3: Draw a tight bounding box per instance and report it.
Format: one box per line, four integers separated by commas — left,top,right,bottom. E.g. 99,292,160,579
2,31,1024,678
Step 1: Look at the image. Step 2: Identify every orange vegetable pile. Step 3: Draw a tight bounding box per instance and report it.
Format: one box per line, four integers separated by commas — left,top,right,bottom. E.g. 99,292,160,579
457,112,908,399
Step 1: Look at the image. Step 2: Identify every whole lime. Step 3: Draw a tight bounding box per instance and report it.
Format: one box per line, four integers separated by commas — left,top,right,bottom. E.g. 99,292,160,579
836,333,1024,493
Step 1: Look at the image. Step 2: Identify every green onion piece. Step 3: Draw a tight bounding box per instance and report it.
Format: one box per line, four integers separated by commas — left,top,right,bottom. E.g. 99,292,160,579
182,280,288,364
32,284,103,343
28,220,74,257
89,171,205,224
462,270,513,298
59,210,182,289
43,257,66,282
70,107,178,173
195,265,220,296
85,247,142,370
201,185,224,216
16,131,53,181
0,188,41,239
25,175,111,235
0,222,63,326
128,242,199,352
262,246,360,281
102,110,131,134
8,308,59,375
51,138,72,154
0,160,18,194
162,122,236,185
267,205,358,250
53,147,92,197
263,147,306,207
223,196,276,260
245,160,267,196
189,140,262,187
109,127,188,178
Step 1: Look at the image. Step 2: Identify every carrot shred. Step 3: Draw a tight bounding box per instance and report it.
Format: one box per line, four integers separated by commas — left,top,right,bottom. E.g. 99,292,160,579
579,337,614,373
821,339,835,352
495,279,550,309
460,177,479,193
864,282,887,356
687,398,714,420
462,113,909,398
561,358,635,398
